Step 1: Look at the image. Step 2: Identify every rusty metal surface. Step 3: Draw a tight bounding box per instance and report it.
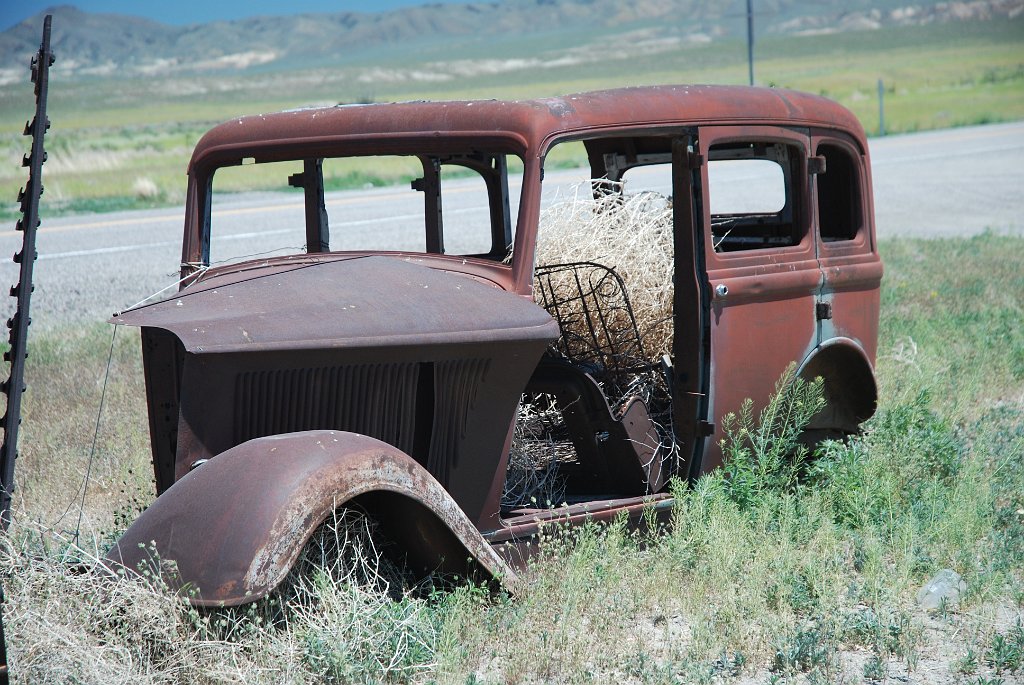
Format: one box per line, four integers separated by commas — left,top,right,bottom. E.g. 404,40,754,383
106,430,521,606
113,85,882,600
797,337,878,433
489,494,676,570
117,255,557,529
690,123,881,476
524,359,663,496
179,86,868,293
114,255,556,353
187,86,864,172
178,245,520,294
485,493,674,544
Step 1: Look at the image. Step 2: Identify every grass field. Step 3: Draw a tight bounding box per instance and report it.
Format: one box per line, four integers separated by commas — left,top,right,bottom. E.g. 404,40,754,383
0,13,1022,682
1,232,1021,683
1,16,1022,219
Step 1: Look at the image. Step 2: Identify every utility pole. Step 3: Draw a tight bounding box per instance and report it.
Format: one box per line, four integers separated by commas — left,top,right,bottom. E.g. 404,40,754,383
746,0,754,86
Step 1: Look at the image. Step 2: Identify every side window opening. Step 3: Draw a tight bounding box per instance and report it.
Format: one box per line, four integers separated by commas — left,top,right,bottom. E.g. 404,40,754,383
708,142,803,252
816,143,863,242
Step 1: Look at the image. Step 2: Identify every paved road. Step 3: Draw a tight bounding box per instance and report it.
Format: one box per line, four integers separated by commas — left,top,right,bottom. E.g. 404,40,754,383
2,121,1021,330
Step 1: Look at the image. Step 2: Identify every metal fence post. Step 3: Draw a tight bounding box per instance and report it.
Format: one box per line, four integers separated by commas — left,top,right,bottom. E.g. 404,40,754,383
877,78,886,136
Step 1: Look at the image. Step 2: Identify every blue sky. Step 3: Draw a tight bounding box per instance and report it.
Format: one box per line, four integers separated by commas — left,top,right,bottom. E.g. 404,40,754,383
3,2,470,32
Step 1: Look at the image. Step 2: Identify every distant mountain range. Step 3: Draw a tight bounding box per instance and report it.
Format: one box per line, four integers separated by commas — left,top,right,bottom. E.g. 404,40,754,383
2,1,1021,83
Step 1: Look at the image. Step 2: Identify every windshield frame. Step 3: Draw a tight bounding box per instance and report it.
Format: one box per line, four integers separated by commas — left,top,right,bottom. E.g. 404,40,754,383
182,133,530,280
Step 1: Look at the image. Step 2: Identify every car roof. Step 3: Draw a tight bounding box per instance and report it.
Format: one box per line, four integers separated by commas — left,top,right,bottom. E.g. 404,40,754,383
189,85,866,171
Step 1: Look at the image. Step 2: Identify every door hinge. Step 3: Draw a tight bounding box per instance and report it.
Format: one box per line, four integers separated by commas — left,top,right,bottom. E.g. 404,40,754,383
816,302,833,320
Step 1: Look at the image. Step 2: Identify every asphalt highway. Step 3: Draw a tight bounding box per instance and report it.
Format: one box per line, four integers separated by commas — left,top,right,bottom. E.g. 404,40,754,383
2,121,1021,330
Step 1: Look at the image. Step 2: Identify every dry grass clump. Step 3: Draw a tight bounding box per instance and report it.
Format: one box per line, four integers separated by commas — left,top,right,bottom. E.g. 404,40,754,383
12,324,152,528
277,507,410,604
273,508,440,682
0,512,441,684
501,398,571,509
535,184,675,355
0,524,292,684
130,177,161,199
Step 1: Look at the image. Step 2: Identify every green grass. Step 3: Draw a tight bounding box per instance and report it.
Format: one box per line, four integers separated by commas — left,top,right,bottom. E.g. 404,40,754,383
0,233,1021,682
1,17,1021,219
877,233,1024,417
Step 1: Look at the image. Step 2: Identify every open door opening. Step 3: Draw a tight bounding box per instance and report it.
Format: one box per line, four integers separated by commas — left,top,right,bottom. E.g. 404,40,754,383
502,132,709,513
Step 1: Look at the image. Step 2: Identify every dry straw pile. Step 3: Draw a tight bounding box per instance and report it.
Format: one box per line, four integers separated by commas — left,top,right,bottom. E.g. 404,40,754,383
501,400,572,508
534,183,675,356
0,513,437,683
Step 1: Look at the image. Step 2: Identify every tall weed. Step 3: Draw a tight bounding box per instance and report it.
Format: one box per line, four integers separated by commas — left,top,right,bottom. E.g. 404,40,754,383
713,364,825,510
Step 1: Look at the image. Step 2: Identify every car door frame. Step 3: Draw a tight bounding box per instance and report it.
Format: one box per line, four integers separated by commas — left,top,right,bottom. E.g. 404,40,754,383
688,124,821,476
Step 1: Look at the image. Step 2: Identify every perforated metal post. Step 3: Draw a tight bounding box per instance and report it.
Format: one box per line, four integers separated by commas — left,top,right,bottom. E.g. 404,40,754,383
0,15,54,530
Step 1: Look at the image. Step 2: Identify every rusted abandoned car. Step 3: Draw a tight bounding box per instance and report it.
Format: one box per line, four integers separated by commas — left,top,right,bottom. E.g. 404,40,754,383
106,85,882,604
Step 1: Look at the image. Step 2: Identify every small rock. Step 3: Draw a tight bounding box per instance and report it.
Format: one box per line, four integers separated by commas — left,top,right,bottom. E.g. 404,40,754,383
916,568,966,611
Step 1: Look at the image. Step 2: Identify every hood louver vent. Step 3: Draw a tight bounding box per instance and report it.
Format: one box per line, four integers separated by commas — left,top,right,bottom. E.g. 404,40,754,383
231,358,489,485
233,363,420,455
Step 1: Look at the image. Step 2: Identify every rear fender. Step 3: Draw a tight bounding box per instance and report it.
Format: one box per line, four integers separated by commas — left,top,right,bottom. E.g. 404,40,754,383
798,337,878,433
105,430,518,606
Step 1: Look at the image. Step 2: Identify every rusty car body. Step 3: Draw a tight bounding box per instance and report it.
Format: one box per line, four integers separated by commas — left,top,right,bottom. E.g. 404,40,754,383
106,85,882,604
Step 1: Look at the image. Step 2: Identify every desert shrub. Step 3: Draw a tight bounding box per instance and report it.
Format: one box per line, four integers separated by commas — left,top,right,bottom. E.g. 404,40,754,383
811,389,966,529
296,580,438,683
986,619,1024,674
771,621,838,676
261,508,442,682
811,390,995,582
983,406,1024,574
711,365,825,511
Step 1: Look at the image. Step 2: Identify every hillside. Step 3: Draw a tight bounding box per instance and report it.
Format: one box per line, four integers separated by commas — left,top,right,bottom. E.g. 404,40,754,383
2,0,1022,83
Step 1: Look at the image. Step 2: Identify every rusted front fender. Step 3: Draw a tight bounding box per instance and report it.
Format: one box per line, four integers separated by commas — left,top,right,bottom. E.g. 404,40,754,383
105,430,518,606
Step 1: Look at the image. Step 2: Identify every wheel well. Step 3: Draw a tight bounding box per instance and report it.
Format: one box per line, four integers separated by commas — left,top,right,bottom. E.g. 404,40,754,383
349,490,479,580
798,340,877,433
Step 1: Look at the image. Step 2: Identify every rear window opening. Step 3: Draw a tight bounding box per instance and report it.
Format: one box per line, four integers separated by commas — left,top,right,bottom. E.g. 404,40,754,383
708,141,804,252
816,142,864,242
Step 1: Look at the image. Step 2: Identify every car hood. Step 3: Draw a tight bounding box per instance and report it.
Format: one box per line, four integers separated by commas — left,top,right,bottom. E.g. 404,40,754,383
112,255,557,353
